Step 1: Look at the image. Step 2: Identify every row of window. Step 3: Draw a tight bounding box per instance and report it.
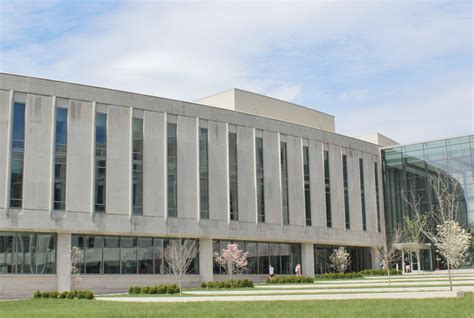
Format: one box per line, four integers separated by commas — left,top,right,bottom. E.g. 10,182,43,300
71,235,199,275
0,232,56,274
7,102,380,231
213,240,302,275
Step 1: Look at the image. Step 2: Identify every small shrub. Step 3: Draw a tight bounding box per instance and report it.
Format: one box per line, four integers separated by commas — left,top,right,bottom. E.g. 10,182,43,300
201,282,207,288
149,286,158,294
50,291,59,299
85,291,94,300
66,291,74,299
158,285,168,294
77,291,86,299
128,286,134,294
59,291,68,299
266,276,313,284
142,286,150,294
33,290,42,298
41,292,50,298
133,286,142,294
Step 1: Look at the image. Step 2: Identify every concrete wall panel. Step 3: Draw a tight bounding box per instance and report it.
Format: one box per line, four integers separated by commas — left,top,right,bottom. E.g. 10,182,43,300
208,121,227,221
329,144,344,229
106,105,131,215
23,94,53,211
143,111,165,217
177,116,198,220
0,90,10,209
66,100,93,213
348,149,362,231
263,131,282,225
310,140,325,228
287,136,304,226
237,126,256,224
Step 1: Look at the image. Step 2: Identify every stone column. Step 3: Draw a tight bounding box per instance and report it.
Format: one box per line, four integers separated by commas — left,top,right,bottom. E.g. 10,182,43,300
199,238,214,282
301,243,315,277
371,247,380,269
56,233,71,292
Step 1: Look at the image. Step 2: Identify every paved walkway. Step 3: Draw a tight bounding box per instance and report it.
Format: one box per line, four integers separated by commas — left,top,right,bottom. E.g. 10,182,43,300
257,280,474,289
97,291,464,303
183,285,474,295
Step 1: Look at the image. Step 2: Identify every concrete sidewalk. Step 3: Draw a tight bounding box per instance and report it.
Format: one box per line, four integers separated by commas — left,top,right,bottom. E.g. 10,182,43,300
97,291,464,303
257,280,474,289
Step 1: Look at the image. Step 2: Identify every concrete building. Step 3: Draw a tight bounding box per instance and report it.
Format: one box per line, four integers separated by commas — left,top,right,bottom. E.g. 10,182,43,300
0,73,386,298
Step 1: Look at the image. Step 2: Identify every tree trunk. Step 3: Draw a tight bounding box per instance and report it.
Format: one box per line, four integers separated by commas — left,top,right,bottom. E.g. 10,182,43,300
387,266,391,286
447,261,452,291
416,250,421,273
179,276,182,296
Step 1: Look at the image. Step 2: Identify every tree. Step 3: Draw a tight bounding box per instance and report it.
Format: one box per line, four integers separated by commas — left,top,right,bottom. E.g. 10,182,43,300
329,247,351,273
403,213,428,273
375,227,402,286
215,243,248,281
163,239,199,295
404,172,472,291
70,246,83,293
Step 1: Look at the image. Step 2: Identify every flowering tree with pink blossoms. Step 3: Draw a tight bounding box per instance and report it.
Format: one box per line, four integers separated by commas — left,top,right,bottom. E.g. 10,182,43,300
215,243,249,281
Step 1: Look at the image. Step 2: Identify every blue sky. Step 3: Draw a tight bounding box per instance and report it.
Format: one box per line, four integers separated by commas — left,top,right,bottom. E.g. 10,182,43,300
0,0,472,144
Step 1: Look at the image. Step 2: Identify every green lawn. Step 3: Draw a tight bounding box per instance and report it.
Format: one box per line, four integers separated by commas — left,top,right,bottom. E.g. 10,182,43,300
0,293,472,318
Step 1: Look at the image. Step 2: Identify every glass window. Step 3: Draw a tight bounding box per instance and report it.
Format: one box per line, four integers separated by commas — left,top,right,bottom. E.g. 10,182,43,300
256,137,265,223
85,236,103,274
258,242,269,275
154,238,164,274
342,154,350,229
120,237,137,274
10,102,26,208
103,237,120,274
95,113,107,213
199,127,209,219
245,242,258,274
374,162,381,233
71,235,85,273
132,118,143,215
280,244,291,274
303,146,311,226
281,142,289,224
229,132,238,221
359,158,367,231
324,150,332,227
167,123,177,217
269,243,281,274
138,238,154,274
54,107,68,210
0,233,15,273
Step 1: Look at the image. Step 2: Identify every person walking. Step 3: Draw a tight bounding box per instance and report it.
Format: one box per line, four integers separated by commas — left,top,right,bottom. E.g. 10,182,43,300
295,263,301,277
269,264,274,278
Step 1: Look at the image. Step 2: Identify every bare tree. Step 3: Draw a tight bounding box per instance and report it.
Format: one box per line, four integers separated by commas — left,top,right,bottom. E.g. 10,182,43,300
329,247,351,273
70,246,83,293
163,239,199,295
375,227,403,286
215,243,248,281
403,172,471,291
403,214,428,273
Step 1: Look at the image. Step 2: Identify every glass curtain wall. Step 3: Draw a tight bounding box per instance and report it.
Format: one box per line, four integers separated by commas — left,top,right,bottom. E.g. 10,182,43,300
213,240,301,275
303,146,311,226
324,150,332,227
132,118,143,215
94,113,107,213
9,102,26,208
280,142,290,225
54,107,68,210
256,137,265,222
359,159,367,231
167,123,177,217
72,235,199,274
199,125,209,219
314,244,372,274
342,154,350,229
0,232,56,274
228,132,238,221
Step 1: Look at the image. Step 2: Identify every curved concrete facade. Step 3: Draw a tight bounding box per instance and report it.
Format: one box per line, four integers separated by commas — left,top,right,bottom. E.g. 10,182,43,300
0,73,384,297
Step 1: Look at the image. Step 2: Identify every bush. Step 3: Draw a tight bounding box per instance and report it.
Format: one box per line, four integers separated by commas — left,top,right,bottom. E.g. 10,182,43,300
315,272,363,280
41,292,50,298
359,269,402,276
142,286,150,294
50,291,59,299
85,291,94,300
266,276,314,284
66,291,74,299
59,291,68,299
133,286,142,294
128,286,134,294
158,285,168,294
203,279,254,289
149,286,158,294
33,290,42,298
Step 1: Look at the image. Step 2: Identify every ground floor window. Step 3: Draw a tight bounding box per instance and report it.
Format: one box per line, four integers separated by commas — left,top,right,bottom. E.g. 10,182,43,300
314,244,372,274
71,235,199,275
213,240,301,275
0,232,56,274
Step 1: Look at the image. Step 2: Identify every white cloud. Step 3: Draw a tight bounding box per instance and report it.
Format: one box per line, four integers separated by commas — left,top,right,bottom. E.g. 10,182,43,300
0,1,471,144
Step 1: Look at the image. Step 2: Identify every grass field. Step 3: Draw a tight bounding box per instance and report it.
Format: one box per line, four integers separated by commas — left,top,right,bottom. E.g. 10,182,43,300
1,292,472,318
